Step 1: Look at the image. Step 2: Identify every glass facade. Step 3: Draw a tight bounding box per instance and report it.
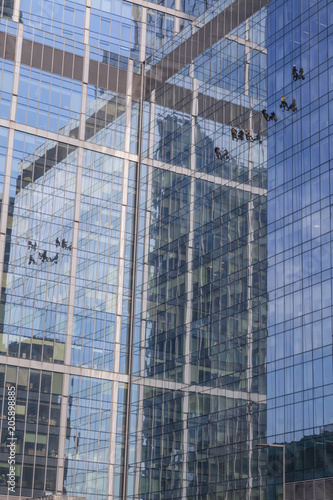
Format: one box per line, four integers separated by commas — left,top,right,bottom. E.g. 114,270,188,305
0,0,331,500
265,0,333,498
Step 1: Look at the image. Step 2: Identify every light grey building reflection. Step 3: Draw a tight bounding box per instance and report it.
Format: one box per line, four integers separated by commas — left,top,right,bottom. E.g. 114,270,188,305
0,0,332,499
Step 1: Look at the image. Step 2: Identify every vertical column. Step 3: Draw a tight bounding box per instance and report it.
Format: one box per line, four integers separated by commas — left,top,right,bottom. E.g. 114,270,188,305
182,182,194,500
132,382,144,498
0,22,23,303
12,0,21,23
140,8,147,62
113,159,129,375
148,89,155,160
133,88,154,498
124,59,134,153
106,58,134,500
174,0,181,34
107,380,119,500
55,373,70,494
244,41,251,96
114,59,133,374
80,0,91,141
245,196,254,500
63,0,90,368
56,4,90,493
244,18,254,500
55,86,85,500
182,59,197,500
63,146,83,367
84,0,91,46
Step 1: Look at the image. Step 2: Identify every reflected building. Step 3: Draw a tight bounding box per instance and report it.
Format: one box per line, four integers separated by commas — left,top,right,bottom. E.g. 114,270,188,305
0,0,331,500
0,0,13,19
130,3,269,498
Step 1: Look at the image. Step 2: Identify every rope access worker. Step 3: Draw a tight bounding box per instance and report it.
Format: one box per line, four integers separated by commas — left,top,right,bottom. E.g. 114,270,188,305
262,109,270,121
299,68,305,80
51,253,59,263
40,250,48,263
288,98,297,112
254,133,262,143
280,95,288,111
214,146,229,160
238,129,244,140
292,65,299,81
214,146,222,159
245,129,253,141
231,127,237,141
28,255,36,265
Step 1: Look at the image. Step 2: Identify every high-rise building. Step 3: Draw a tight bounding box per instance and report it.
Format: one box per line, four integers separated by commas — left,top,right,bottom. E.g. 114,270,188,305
0,0,331,499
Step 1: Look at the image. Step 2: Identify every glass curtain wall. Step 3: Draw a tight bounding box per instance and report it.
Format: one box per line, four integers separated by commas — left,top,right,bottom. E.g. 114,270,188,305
265,0,333,498
0,0,331,499
129,2,269,499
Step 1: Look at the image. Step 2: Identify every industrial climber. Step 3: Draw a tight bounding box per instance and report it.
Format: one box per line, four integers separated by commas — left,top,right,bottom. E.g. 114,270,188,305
262,109,277,122
280,95,288,111
28,255,36,265
262,109,270,121
238,129,244,140
231,127,238,140
288,98,297,112
214,146,229,159
292,65,305,81
214,146,222,158
280,95,297,112
245,129,253,141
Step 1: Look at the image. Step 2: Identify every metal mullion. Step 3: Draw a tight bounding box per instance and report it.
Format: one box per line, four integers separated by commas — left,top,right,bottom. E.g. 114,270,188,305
19,166,40,358
18,369,29,494
56,17,89,486
44,374,55,469
0,23,23,304
181,56,197,500
107,379,119,500
245,14,255,495
42,151,60,364
113,165,130,375
140,8,147,62
70,376,81,495
40,385,52,493
133,121,153,495
30,370,41,497
100,164,112,374
18,367,27,495
121,60,145,500
0,366,5,442
84,376,93,497
89,179,104,371
30,152,49,363
94,379,104,500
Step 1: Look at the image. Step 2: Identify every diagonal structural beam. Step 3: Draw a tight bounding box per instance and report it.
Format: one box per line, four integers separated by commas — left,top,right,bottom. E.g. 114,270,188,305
145,0,268,95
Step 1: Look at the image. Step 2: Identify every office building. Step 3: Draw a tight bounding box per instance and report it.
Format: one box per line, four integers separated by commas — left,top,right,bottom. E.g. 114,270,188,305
0,0,331,499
